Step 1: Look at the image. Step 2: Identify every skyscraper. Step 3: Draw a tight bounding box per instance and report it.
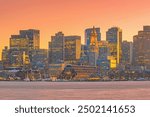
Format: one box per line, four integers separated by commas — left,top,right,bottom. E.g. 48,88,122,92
85,27,101,46
19,29,40,50
106,27,122,68
49,32,81,64
49,32,65,64
122,41,133,65
133,26,150,68
8,29,40,67
65,36,81,64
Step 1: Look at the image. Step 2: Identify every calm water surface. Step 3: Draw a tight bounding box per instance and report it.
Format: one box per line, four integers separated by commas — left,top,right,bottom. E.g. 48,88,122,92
0,81,150,100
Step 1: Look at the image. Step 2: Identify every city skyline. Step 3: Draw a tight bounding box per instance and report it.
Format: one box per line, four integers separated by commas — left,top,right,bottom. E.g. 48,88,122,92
1,0,150,59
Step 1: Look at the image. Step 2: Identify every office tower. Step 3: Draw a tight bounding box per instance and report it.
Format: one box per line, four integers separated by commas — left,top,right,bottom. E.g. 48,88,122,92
8,29,40,67
49,32,65,64
10,35,29,51
133,26,150,68
97,41,110,74
122,41,133,65
19,29,40,49
85,26,101,46
106,27,122,68
65,36,81,64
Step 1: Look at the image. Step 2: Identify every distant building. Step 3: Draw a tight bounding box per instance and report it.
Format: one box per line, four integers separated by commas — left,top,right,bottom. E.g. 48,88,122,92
65,36,81,64
31,49,48,69
122,41,133,65
133,26,150,68
48,32,81,64
106,27,122,68
8,29,40,67
85,27,101,46
80,27,99,66
19,29,40,50
49,32,65,64
97,41,110,73
88,27,99,66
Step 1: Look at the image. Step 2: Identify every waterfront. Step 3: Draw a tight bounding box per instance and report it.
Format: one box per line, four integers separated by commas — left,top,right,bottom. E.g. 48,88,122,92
0,81,150,100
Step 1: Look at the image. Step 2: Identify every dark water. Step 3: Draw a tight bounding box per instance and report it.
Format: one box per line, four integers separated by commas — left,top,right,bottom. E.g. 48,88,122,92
0,81,150,100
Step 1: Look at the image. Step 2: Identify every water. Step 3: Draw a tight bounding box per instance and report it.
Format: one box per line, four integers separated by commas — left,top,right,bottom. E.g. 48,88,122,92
0,81,150,100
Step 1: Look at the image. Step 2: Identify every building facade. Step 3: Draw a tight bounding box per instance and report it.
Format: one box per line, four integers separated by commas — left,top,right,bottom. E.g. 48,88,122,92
65,36,81,64
106,27,122,68
122,41,133,65
49,32,81,64
49,32,65,64
85,27,101,46
133,26,150,68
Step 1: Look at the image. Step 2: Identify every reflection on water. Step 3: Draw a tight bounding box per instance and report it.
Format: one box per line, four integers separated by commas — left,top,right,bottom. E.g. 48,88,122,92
0,81,150,100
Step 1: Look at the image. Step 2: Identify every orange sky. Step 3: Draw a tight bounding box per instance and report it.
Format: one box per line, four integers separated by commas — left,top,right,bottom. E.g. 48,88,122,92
0,0,150,60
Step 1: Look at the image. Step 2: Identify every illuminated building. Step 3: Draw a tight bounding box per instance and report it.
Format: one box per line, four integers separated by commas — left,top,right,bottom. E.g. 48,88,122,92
106,27,122,68
88,27,99,66
49,32,81,64
122,41,133,65
133,26,150,68
4,29,40,67
19,29,40,50
49,32,65,64
64,36,81,64
85,27,101,46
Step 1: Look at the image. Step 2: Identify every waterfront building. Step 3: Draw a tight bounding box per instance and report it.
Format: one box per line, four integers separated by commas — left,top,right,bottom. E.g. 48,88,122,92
60,64,97,80
64,36,81,64
85,27,101,46
106,27,122,68
49,63,65,78
133,26,150,68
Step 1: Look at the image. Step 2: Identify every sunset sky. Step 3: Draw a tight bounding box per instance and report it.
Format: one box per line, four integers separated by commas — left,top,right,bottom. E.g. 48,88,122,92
0,0,150,59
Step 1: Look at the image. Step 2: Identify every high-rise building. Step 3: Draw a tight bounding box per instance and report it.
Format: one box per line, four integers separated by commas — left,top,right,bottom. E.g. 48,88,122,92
85,27,101,46
122,41,133,65
49,32,81,64
106,27,122,68
19,29,40,49
7,29,40,67
97,41,110,73
65,36,81,64
49,32,65,64
88,27,99,66
133,26,150,67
